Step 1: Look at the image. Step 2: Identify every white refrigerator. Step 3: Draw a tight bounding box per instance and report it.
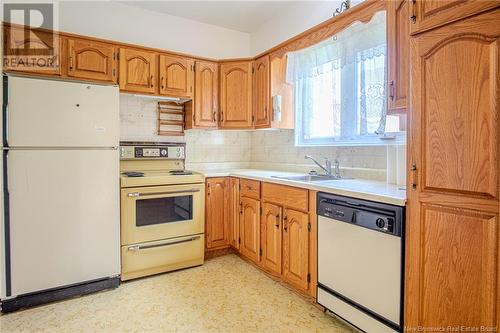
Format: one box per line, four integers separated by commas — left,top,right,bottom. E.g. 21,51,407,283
1,75,121,311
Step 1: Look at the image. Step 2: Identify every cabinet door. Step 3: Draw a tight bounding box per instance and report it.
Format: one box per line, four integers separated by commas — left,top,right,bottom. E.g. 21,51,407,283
205,178,228,249
159,54,194,98
387,0,410,114
194,61,218,128
410,0,499,34
282,208,309,292
67,38,117,82
406,10,500,329
119,48,157,94
220,62,253,129
261,202,282,275
253,55,271,128
3,25,61,75
240,196,260,263
270,54,294,129
228,177,240,250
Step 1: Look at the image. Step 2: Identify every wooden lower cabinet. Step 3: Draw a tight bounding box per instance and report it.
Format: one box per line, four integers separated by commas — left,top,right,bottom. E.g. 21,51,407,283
240,196,261,263
228,177,240,249
205,177,229,249
282,208,310,292
261,202,282,275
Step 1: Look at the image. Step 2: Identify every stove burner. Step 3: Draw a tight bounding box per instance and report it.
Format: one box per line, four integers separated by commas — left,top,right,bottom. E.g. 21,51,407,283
169,170,193,175
122,171,144,177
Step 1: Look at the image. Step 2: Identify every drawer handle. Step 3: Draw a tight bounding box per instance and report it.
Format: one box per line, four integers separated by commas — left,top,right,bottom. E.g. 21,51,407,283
128,235,200,251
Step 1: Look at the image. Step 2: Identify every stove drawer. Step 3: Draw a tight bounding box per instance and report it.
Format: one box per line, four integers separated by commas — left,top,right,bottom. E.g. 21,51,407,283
121,234,204,280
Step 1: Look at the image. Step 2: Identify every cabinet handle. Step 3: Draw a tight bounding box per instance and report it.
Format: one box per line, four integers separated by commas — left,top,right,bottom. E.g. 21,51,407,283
275,214,280,228
161,77,164,90
213,111,216,122
410,163,417,190
240,202,243,214
264,106,267,119
69,56,73,70
150,75,154,88
389,81,394,101
221,110,224,122
283,215,288,231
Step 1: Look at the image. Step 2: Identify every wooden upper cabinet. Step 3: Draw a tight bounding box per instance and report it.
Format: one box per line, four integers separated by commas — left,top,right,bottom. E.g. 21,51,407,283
66,38,117,83
253,55,271,128
159,54,194,98
3,25,61,75
119,48,157,94
387,0,410,114
406,10,500,329
261,202,282,276
193,60,219,128
410,0,499,34
270,54,294,129
219,61,253,129
282,208,309,292
228,177,240,250
240,196,260,263
206,178,229,250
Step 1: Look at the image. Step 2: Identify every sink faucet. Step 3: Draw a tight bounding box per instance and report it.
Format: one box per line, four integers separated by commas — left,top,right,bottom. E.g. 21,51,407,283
305,155,332,176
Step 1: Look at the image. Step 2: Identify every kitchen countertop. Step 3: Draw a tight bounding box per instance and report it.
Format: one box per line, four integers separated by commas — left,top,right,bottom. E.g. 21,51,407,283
197,169,406,206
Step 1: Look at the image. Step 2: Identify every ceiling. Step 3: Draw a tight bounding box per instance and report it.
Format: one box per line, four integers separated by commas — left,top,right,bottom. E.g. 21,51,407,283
119,1,302,33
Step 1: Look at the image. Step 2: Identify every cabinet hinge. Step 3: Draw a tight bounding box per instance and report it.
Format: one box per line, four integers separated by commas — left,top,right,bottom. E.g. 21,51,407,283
259,248,262,256
252,67,255,74
307,222,311,232
252,115,255,123
260,207,263,215
117,52,120,61
112,69,116,77
307,273,311,283
238,237,241,244
410,0,417,23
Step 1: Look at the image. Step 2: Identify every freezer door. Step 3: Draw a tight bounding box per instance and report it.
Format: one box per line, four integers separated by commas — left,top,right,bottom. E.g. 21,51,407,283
7,149,120,296
6,76,119,147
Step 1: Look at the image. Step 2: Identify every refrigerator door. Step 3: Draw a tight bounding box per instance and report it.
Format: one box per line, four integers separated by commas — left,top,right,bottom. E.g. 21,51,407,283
6,76,119,147
7,149,120,296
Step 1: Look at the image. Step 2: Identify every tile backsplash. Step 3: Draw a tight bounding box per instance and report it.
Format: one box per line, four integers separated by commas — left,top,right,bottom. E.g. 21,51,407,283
120,95,406,184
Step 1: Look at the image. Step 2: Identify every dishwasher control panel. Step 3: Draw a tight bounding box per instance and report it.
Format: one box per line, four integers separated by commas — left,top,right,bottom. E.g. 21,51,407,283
317,193,404,237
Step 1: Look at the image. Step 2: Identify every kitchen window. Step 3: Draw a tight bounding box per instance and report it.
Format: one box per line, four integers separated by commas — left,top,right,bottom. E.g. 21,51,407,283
287,11,405,146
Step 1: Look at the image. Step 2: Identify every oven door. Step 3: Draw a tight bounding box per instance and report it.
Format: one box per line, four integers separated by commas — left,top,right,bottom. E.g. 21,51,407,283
121,183,204,245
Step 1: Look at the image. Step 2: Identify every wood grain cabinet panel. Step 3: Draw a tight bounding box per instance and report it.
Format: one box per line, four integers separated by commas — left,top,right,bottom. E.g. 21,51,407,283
205,178,229,250
119,48,157,94
240,196,260,264
410,0,499,34
406,10,500,329
67,38,117,82
219,61,253,129
253,55,271,128
282,208,309,292
228,177,240,250
3,25,61,75
240,179,260,200
261,202,282,275
387,0,410,114
159,54,194,98
261,182,308,212
191,60,218,128
270,54,294,129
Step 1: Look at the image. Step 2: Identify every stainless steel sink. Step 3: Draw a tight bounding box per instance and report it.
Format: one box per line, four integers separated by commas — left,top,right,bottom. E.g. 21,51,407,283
271,174,351,182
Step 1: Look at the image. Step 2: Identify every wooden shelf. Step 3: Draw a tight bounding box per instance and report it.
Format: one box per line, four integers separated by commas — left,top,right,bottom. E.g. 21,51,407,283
157,101,185,136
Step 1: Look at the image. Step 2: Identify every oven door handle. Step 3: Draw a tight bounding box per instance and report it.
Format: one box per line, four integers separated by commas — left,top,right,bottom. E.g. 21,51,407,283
127,235,201,251
127,188,201,197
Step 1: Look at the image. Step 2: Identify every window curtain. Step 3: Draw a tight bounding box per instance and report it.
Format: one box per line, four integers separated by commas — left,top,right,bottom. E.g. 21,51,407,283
287,11,388,142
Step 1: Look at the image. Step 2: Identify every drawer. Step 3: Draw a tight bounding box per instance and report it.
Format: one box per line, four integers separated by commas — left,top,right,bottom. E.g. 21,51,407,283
121,234,204,281
262,182,308,211
240,179,260,199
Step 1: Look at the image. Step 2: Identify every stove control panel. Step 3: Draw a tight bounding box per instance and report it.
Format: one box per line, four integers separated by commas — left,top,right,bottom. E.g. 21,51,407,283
120,144,185,160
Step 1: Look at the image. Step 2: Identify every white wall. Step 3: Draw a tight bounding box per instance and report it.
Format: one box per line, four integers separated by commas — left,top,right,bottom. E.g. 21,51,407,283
250,0,363,55
29,1,250,59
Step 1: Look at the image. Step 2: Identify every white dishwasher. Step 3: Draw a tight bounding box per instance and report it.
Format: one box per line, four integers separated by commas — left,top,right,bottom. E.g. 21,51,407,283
317,192,404,333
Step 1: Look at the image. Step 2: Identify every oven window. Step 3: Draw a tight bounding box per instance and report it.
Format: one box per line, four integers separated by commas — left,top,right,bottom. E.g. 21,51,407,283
136,195,193,227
